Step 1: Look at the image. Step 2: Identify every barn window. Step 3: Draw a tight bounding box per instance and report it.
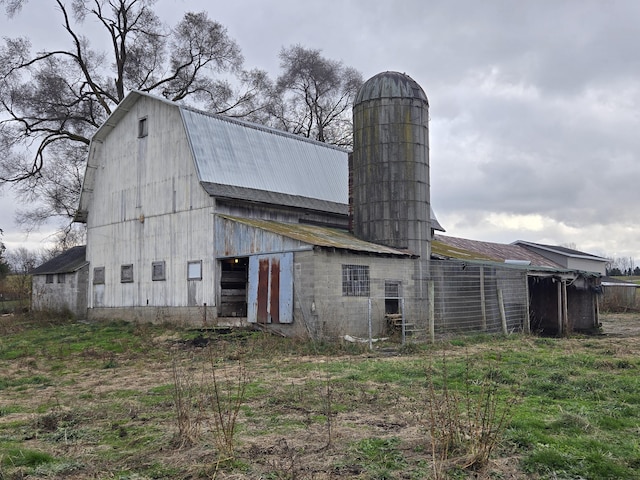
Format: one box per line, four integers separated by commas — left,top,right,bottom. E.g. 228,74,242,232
342,264,370,297
93,267,105,284
152,261,166,281
57,273,66,284
187,260,202,280
138,117,148,137
45,274,54,284
121,264,134,283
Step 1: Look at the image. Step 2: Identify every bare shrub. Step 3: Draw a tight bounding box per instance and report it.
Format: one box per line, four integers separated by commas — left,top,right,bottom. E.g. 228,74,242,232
203,350,248,460
421,350,518,478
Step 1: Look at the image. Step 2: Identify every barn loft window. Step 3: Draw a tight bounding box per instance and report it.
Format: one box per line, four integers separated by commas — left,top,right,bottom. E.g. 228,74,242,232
57,273,66,284
93,267,105,285
342,264,370,297
45,274,54,284
187,260,202,280
138,117,148,138
121,264,134,283
152,261,166,281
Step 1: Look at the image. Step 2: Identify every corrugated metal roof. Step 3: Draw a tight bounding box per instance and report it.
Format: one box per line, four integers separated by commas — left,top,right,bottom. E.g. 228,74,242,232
513,240,609,262
219,215,414,257
433,235,561,268
30,246,87,275
181,108,349,204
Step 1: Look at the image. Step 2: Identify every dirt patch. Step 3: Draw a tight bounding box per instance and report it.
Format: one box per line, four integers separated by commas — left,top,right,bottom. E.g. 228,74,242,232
600,312,640,337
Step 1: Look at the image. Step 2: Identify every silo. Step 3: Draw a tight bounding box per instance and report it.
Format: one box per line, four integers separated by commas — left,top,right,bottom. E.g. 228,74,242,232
351,71,431,262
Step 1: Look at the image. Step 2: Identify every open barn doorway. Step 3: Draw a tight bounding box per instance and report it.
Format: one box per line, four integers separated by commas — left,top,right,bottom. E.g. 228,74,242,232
218,257,249,318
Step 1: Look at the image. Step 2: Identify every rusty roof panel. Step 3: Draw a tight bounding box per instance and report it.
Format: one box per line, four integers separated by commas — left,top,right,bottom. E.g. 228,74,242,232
218,215,414,257
433,234,561,268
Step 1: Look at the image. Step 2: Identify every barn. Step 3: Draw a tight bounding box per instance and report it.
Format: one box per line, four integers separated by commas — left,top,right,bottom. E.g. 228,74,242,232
71,71,602,339
74,73,440,339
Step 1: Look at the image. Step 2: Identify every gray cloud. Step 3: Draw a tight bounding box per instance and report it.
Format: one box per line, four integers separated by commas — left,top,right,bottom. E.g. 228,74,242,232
1,0,639,258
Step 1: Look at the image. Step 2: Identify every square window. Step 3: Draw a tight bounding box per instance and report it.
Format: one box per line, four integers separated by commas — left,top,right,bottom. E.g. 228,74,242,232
138,117,148,138
121,264,134,283
342,264,370,297
45,274,54,284
57,273,66,284
152,261,166,281
187,260,202,280
93,267,105,285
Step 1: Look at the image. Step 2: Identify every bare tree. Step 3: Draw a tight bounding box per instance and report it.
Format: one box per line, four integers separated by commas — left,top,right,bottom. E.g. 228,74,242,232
0,229,8,279
5,246,39,275
269,44,362,147
0,0,272,243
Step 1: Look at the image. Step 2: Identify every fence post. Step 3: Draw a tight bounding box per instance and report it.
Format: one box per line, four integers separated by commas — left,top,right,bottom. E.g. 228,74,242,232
368,297,373,350
524,275,531,334
428,280,435,343
400,297,406,345
498,289,508,335
480,265,487,331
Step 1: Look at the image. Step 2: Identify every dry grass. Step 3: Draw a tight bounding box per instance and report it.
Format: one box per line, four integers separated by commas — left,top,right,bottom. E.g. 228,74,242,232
1,313,639,479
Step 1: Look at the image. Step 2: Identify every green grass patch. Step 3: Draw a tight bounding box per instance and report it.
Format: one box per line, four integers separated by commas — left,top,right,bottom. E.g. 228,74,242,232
1,314,640,479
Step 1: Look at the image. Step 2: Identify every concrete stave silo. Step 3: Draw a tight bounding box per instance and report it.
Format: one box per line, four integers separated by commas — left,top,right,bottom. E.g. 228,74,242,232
351,71,431,264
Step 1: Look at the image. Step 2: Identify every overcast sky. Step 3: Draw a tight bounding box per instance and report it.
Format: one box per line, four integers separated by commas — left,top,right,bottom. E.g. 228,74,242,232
1,0,639,262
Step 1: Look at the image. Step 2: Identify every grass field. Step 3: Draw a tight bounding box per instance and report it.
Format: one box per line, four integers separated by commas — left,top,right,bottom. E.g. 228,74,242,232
1,313,639,479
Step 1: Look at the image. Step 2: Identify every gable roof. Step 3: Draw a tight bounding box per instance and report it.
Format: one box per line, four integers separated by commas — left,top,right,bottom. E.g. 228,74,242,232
219,215,414,257
433,234,561,268
512,240,609,263
30,246,87,275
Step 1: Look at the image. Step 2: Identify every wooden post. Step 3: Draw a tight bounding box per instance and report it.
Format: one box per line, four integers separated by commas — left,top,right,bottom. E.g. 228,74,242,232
562,280,569,336
480,266,487,331
557,280,563,336
368,298,373,351
498,289,508,335
428,281,435,343
524,276,531,334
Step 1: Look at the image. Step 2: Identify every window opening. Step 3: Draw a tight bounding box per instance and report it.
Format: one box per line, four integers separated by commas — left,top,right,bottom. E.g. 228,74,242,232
385,280,401,314
138,117,148,137
152,261,166,281
187,260,202,280
121,264,134,283
93,267,105,284
342,264,370,297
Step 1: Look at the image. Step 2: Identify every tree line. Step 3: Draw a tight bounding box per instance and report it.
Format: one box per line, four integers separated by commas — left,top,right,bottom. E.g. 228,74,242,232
0,0,363,249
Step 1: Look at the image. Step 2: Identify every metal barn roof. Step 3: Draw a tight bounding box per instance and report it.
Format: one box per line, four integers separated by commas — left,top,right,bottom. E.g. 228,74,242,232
219,215,414,257
180,108,349,206
433,234,560,268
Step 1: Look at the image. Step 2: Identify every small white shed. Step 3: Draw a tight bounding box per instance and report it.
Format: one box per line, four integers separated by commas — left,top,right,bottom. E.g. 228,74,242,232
31,246,89,318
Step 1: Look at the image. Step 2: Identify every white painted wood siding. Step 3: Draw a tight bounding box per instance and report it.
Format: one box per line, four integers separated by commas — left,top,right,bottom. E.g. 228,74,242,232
86,96,216,309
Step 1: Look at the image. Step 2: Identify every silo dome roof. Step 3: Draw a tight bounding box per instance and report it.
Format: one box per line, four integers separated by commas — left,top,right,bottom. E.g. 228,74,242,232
355,71,428,104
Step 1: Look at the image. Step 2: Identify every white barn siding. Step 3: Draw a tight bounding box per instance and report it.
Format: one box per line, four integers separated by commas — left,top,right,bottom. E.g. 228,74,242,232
32,267,89,318
86,96,217,322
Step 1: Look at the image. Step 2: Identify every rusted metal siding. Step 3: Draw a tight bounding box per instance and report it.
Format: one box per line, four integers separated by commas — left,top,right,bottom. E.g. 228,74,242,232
247,253,293,324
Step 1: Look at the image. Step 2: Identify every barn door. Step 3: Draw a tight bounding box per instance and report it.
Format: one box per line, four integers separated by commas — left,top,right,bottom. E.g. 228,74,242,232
247,253,293,324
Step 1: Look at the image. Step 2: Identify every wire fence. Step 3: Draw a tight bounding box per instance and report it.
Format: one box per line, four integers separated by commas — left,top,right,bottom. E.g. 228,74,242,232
297,257,530,345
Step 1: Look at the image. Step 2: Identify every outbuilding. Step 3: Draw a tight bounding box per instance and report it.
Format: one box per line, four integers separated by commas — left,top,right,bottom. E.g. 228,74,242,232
30,246,89,318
